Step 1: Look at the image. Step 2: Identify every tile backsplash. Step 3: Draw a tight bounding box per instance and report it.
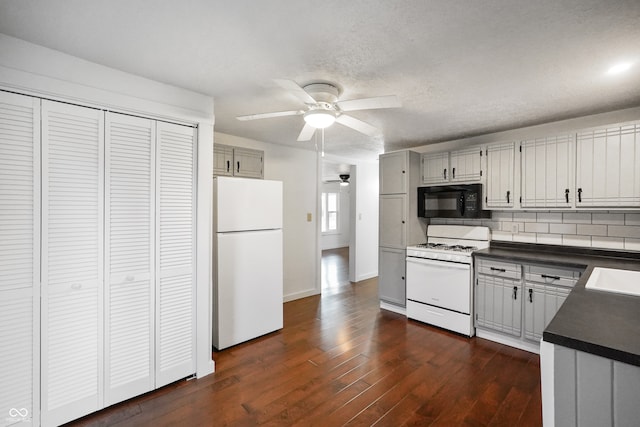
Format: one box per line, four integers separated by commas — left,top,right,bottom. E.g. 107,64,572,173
430,212,640,251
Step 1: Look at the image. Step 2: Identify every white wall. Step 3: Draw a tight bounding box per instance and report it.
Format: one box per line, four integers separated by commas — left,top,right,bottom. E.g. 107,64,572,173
0,33,215,378
214,132,320,301
320,182,350,250
349,161,379,282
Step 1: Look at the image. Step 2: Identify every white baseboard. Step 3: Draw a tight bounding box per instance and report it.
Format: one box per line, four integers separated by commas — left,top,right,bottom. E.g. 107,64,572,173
475,329,540,354
380,301,406,316
283,288,320,303
356,271,377,282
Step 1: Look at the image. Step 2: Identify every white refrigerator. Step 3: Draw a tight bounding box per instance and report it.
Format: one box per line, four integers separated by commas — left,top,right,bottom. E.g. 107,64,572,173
212,176,284,350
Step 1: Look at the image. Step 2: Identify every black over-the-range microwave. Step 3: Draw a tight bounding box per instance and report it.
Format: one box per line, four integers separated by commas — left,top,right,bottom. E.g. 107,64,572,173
417,184,490,219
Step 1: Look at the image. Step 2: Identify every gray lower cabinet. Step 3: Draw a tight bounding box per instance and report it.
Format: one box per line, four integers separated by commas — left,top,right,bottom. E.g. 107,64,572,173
523,265,580,341
213,143,263,178
542,342,640,427
476,259,522,336
378,247,406,306
475,257,582,347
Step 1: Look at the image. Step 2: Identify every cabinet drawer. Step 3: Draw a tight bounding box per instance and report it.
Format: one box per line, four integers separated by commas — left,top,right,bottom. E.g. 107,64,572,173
476,259,521,280
524,264,582,288
407,300,473,336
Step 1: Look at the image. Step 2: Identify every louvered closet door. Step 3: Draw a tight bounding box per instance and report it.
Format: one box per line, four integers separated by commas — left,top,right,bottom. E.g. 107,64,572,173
105,113,155,406
41,100,104,427
155,121,196,387
0,92,40,427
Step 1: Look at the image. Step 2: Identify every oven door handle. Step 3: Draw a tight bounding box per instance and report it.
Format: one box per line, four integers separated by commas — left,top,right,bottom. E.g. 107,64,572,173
406,257,470,270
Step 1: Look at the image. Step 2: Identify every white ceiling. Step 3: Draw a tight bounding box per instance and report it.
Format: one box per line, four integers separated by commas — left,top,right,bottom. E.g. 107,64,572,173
1,0,639,161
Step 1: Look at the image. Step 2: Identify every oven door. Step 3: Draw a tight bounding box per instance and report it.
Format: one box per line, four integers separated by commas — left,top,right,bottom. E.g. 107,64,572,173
406,257,471,314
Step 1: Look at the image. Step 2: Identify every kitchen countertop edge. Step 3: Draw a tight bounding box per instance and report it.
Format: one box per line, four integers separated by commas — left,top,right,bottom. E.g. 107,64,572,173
473,241,640,367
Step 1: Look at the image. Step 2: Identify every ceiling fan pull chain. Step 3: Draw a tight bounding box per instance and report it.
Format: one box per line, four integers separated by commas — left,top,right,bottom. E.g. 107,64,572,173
321,128,325,157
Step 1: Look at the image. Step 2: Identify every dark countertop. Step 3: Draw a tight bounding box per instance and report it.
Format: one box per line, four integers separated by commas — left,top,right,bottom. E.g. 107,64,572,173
473,241,640,367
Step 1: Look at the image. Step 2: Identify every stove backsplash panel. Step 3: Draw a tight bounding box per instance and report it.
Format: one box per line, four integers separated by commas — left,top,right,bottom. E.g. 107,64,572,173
429,211,640,252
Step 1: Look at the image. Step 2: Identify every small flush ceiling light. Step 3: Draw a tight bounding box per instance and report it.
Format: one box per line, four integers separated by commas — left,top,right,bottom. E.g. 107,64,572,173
607,62,633,75
339,174,350,186
304,109,336,128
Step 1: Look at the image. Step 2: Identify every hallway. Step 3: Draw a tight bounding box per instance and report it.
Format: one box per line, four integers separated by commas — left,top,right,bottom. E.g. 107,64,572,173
321,247,350,295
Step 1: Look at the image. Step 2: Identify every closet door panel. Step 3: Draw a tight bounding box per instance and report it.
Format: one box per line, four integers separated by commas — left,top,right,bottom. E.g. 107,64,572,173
155,121,196,387
41,100,104,426
0,92,40,426
104,113,155,406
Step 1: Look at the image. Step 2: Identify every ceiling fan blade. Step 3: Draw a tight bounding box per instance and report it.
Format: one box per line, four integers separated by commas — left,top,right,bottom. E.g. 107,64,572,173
275,79,318,104
336,95,401,112
297,122,316,141
236,110,303,121
335,114,380,137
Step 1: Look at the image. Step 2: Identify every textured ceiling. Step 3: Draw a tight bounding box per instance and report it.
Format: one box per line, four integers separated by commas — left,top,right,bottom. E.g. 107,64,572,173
1,0,639,160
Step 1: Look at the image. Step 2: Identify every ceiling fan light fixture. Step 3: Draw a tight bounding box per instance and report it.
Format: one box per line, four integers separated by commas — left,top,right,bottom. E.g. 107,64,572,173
303,109,336,128
339,174,350,186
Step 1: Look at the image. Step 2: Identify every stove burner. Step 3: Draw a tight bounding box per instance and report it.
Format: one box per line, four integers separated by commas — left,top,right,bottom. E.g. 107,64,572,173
413,243,478,252
449,245,478,252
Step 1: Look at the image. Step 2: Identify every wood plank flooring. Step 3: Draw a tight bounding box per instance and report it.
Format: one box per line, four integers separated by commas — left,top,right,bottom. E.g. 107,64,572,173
67,247,542,426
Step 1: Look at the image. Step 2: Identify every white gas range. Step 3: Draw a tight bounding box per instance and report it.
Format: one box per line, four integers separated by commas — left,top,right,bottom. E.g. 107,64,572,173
406,225,490,336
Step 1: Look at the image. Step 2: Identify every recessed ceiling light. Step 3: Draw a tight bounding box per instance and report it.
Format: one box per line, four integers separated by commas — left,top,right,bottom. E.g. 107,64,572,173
607,62,633,75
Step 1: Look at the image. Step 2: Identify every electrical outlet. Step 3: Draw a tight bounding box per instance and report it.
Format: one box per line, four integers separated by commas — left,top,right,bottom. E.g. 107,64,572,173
511,223,519,233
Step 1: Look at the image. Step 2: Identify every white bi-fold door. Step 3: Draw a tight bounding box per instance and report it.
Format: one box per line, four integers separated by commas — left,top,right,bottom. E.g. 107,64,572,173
104,113,156,406
155,121,196,388
0,91,41,426
41,100,105,427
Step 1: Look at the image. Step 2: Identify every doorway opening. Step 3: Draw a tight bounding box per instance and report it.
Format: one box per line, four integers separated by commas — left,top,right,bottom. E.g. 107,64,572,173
320,160,354,294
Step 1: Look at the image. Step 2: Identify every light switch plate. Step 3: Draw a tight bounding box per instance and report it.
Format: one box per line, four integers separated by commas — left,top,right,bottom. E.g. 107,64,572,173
307,213,312,222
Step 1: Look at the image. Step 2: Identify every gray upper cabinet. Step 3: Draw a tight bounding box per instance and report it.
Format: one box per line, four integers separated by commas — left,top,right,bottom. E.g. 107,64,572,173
421,152,449,185
485,142,516,208
576,122,640,208
450,147,482,182
213,144,234,177
421,148,482,185
380,150,408,194
213,144,263,179
520,135,574,209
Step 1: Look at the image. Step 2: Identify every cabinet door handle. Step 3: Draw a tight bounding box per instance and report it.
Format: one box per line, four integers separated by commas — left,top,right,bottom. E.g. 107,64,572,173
237,161,240,173
401,220,405,224
541,274,561,281
401,276,405,280
452,167,456,179
513,286,518,300
443,168,447,180
490,267,506,273
565,188,570,203
506,190,511,204
577,188,582,203
528,288,533,303
226,160,230,172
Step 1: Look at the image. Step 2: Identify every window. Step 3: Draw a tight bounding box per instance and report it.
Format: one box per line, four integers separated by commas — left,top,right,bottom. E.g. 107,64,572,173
321,192,339,233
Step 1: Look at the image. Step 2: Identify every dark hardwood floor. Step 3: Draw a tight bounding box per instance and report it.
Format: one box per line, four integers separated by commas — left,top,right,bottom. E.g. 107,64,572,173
68,248,542,426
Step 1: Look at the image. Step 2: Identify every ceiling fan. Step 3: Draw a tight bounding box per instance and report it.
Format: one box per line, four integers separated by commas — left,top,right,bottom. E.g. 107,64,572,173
236,79,401,141
324,174,351,186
